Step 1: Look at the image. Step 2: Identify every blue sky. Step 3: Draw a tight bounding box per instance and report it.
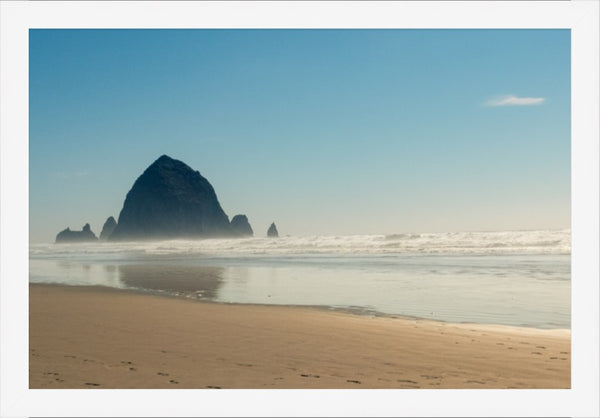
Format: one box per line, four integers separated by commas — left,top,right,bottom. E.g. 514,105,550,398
29,29,570,242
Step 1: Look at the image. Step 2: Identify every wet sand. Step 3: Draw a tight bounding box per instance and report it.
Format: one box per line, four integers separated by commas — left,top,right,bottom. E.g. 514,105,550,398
29,283,570,389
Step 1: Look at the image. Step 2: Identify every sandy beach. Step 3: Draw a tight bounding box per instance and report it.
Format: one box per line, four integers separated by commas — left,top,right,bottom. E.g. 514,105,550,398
29,283,570,389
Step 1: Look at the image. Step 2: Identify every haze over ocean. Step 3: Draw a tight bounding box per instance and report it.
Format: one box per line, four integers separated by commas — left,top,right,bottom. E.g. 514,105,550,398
29,29,570,242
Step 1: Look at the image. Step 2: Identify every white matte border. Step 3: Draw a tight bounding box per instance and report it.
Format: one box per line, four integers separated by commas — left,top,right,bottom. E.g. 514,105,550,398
1,1,598,417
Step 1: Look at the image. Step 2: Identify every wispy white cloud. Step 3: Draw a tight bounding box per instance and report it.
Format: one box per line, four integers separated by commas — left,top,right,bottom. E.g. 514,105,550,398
485,95,546,107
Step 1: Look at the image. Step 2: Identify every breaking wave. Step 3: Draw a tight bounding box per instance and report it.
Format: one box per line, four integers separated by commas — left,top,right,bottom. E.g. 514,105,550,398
30,229,571,259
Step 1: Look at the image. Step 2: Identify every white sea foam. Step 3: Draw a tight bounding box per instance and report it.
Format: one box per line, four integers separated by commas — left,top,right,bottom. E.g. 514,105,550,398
28,229,571,328
30,229,571,258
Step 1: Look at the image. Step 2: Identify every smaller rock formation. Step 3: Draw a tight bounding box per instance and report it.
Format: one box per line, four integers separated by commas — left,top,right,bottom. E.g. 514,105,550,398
99,216,117,240
267,222,279,238
55,223,98,243
230,214,253,237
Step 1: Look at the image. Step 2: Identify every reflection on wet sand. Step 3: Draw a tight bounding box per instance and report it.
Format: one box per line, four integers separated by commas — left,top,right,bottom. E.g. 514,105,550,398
29,253,570,328
118,264,225,300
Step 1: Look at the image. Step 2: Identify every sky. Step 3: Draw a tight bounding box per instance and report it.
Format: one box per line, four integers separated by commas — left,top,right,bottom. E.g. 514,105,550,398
29,29,571,242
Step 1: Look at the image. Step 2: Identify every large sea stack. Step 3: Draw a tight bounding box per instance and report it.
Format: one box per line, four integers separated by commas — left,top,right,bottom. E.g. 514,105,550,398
109,155,235,240
55,223,98,243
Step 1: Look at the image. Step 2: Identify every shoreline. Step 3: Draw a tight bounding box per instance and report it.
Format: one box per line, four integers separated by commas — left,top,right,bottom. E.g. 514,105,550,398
31,281,571,332
29,283,571,389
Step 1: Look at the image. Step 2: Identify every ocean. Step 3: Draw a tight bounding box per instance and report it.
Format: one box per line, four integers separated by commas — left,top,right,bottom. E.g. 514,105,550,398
29,229,571,329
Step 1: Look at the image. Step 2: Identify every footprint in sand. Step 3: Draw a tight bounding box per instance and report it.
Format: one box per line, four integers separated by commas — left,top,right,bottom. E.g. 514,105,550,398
121,361,133,365
347,379,361,384
206,385,221,389
397,379,418,384
531,352,543,355
169,379,179,384
85,382,100,386
236,363,254,367
536,346,546,349
466,380,485,384
550,357,558,359
157,372,169,376
129,367,137,371
300,374,320,378
560,351,569,354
